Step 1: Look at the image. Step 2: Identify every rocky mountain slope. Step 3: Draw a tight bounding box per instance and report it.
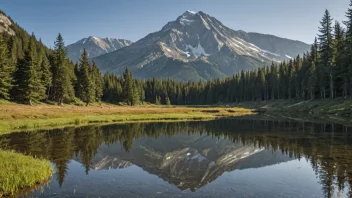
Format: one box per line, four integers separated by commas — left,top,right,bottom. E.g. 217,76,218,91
93,10,310,81
66,36,132,63
0,12,15,36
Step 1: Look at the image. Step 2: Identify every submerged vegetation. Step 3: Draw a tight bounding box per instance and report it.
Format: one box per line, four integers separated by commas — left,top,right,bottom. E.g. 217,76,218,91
0,150,52,197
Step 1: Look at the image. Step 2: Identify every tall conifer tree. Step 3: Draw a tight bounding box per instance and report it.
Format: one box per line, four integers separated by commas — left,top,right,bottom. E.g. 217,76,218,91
318,9,335,98
0,35,14,100
52,34,75,105
344,0,352,97
77,49,95,105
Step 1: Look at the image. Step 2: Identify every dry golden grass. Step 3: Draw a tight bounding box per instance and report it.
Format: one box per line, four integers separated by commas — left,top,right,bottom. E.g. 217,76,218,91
0,104,254,134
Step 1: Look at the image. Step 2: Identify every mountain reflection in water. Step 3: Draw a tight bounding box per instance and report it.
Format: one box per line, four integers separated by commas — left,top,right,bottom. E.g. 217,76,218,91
0,116,351,197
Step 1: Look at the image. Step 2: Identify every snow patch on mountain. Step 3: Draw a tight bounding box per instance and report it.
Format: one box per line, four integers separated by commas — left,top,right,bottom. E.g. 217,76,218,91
286,55,293,59
186,10,197,15
186,43,210,58
180,18,195,25
260,49,280,57
248,46,260,52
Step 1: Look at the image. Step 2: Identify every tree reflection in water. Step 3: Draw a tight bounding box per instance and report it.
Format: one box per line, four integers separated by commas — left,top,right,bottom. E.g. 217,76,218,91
0,116,351,197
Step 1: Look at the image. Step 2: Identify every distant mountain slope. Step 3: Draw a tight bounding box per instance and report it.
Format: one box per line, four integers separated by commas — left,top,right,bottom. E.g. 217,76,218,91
66,36,132,63
93,11,310,81
237,31,310,59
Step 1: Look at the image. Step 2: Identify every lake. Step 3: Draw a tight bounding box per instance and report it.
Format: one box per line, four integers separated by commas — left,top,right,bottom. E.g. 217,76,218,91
1,115,352,198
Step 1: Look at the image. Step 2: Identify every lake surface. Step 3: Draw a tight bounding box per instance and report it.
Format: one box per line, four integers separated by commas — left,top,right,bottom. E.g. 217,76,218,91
1,115,352,197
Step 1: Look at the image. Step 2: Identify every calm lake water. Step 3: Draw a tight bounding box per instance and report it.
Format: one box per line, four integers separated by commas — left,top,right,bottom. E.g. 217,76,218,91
1,115,352,198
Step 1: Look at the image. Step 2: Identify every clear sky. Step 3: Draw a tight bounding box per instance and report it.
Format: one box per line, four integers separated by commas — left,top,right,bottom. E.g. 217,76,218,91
1,0,350,47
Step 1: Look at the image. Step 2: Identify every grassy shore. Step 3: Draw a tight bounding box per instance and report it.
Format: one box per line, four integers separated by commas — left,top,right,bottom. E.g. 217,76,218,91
0,103,253,135
0,150,53,197
236,98,352,116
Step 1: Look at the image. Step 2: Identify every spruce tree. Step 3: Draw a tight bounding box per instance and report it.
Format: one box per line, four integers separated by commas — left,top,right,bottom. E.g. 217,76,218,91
308,60,317,99
91,61,103,102
131,81,140,106
77,49,95,105
165,96,171,106
122,67,134,105
318,9,335,98
155,95,161,105
0,35,14,100
344,0,352,97
52,34,75,105
15,35,46,104
269,62,278,100
39,48,52,100
334,21,346,97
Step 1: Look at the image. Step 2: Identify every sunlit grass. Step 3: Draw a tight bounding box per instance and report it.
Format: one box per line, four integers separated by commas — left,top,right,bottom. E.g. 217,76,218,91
0,150,53,197
237,98,352,116
0,103,254,135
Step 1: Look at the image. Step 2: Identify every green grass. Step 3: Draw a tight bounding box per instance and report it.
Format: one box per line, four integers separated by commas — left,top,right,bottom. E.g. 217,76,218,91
0,104,254,135
236,98,352,116
0,150,53,197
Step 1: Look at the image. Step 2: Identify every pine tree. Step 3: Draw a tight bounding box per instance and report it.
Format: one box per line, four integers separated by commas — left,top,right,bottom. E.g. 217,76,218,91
287,59,295,99
257,68,265,100
131,81,140,106
15,35,46,104
91,61,103,102
269,62,278,100
308,59,317,99
334,21,346,97
123,67,134,105
77,49,95,105
318,9,335,98
39,48,52,100
0,35,14,100
344,0,352,97
155,95,161,105
279,61,288,99
52,34,75,105
165,95,171,106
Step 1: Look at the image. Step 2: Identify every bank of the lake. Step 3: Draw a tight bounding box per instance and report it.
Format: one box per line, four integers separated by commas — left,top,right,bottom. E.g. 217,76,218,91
0,150,53,197
0,103,253,135
237,98,352,116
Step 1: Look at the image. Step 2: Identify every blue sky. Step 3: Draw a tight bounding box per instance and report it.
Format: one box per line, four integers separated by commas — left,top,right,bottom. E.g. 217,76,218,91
1,0,350,47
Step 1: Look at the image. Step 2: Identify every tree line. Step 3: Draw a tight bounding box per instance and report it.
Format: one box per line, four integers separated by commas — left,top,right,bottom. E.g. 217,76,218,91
1,4,352,106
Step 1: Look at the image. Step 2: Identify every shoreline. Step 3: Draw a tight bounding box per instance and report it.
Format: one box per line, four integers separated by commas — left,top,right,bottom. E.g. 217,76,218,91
0,104,254,135
236,98,352,116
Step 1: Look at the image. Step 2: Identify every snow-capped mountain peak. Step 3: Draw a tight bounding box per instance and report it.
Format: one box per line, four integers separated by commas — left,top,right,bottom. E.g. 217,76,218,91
185,10,198,15
66,36,133,63
93,10,310,81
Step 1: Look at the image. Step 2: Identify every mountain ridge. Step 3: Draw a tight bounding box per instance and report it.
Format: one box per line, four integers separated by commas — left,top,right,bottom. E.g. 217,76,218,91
93,10,310,81
66,36,132,63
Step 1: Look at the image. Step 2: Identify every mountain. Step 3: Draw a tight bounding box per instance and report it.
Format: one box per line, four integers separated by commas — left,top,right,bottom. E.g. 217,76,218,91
66,36,132,63
93,10,310,81
0,12,15,36
75,133,293,191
